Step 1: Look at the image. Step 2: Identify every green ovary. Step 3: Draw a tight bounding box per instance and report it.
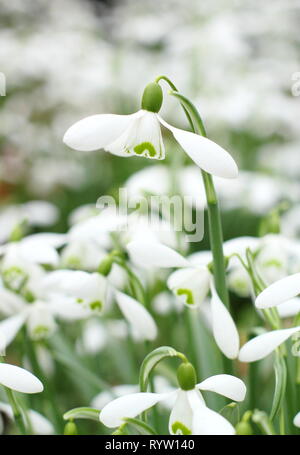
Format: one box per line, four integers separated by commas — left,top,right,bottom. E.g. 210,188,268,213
133,142,158,158
172,421,192,435
33,325,50,339
177,288,194,305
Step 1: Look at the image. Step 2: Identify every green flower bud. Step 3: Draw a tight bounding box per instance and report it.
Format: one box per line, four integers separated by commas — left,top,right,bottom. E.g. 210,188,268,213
64,420,78,435
141,82,163,113
98,255,114,276
176,362,197,391
235,421,253,435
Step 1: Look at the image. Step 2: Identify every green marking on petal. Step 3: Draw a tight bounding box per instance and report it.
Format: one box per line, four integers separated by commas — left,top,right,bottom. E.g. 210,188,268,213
262,259,282,269
134,142,158,158
76,298,84,304
3,266,28,292
65,256,81,269
89,300,103,311
177,288,194,305
32,325,51,339
171,421,192,435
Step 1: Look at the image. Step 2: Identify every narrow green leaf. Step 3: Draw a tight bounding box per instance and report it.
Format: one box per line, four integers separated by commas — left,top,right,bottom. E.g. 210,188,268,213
63,407,100,422
270,354,287,421
139,346,185,392
123,417,157,435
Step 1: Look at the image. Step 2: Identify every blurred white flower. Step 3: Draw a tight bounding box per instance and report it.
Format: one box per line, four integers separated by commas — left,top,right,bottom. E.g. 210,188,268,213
127,240,239,358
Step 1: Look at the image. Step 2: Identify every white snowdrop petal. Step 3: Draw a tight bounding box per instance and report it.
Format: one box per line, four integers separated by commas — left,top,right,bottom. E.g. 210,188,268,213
115,291,157,341
0,313,27,348
169,390,193,435
187,389,235,435
27,410,55,435
256,273,300,309
167,267,210,308
210,285,240,359
127,240,189,269
20,240,59,266
0,403,54,434
0,364,43,393
277,298,300,318
197,374,246,402
239,326,300,362
63,113,136,152
100,392,171,428
158,117,238,179
294,412,300,428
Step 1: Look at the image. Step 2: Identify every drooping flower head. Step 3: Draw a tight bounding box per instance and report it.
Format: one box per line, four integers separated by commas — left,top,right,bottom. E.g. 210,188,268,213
63,82,238,179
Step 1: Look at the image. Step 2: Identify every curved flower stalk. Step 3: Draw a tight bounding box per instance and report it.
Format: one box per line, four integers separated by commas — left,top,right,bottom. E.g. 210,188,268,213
100,370,246,435
63,82,238,179
0,402,54,435
127,240,239,359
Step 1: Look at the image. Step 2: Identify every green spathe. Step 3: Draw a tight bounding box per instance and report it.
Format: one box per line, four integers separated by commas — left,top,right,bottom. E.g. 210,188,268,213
177,362,197,390
141,82,163,113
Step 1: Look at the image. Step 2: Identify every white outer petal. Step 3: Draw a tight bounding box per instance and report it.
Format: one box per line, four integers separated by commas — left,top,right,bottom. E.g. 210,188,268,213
158,117,238,179
239,326,300,362
169,390,193,435
256,273,300,309
115,291,157,341
127,240,189,269
277,298,300,318
0,288,26,315
210,284,240,359
63,113,138,152
197,374,246,402
187,389,235,435
294,412,300,428
0,363,43,393
0,403,54,434
100,392,172,428
0,312,27,348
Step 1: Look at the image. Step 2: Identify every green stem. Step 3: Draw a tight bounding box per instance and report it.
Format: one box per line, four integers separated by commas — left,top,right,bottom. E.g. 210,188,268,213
168,90,230,310
0,356,27,434
4,387,27,434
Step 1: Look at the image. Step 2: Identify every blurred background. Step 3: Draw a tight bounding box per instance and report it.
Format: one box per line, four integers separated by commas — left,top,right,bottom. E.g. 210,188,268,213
1,0,300,241
1,0,300,434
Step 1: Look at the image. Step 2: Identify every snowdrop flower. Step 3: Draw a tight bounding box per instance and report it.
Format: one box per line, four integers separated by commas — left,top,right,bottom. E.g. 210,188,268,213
0,202,58,243
100,362,246,435
0,233,66,293
238,273,300,362
0,362,43,394
0,402,54,435
255,235,300,285
0,271,92,348
294,412,300,428
42,269,157,342
127,240,239,359
63,82,238,179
